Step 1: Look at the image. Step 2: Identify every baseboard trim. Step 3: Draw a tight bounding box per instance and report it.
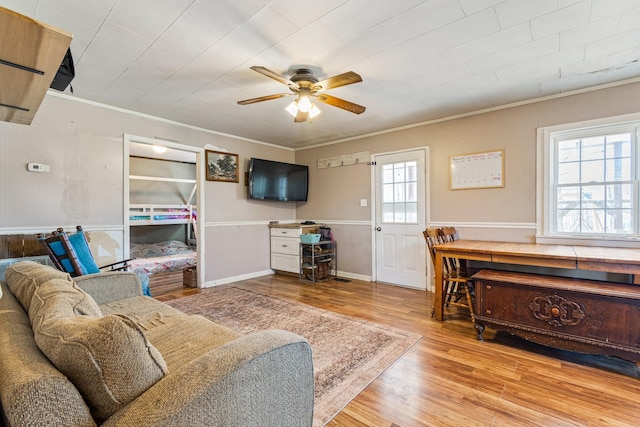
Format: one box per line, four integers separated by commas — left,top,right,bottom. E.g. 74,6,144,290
336,271,372,282
202,269,370,287
203,269,274,287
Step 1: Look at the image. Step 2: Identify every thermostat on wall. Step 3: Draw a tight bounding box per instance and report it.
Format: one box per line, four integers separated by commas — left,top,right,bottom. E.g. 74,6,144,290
27,163,49,172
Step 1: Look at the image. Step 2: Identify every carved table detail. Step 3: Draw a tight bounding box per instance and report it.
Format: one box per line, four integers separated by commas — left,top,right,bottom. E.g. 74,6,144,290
529,294,586,327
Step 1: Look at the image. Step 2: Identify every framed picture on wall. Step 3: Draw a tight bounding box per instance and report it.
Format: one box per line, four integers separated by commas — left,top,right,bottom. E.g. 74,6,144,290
205,150,239,182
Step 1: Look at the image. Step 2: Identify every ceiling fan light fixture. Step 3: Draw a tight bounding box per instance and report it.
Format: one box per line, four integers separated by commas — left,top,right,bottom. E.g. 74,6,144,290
309,104,321,119
239,66,365,121
297,93,312,112
285,101,298,117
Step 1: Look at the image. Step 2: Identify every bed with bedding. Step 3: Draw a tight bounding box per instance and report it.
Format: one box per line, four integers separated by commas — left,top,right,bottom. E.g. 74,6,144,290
129,240,196,278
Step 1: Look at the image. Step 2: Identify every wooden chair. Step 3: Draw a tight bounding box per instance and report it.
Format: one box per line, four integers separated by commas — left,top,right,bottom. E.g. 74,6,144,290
424,227,475,321
438,227,475,321
38,226,131,277
424,227,451,317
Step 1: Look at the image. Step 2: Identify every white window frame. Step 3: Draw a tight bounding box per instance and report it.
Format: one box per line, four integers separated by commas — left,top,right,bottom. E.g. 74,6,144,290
537,112,640,248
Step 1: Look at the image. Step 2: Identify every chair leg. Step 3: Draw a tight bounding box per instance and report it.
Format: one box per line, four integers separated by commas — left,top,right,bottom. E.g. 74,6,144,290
445,281,454,305
432,279,450,317
452,283,466,305
463,283,475,322
453,284,465,303
444,280,454,306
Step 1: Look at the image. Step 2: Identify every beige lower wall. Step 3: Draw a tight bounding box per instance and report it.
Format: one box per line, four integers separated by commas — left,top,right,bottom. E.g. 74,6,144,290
203,223,272,284
318,223,372,279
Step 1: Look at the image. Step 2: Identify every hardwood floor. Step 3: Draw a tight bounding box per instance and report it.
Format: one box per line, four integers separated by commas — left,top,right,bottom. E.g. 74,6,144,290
152,273,640,427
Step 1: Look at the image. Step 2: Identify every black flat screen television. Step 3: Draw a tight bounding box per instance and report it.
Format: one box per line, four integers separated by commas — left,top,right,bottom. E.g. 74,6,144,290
248,158,309,202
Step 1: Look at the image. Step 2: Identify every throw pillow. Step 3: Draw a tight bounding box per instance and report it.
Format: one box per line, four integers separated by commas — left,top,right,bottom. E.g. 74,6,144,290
5,260,73,311
47,232,100,275
30,279,168,422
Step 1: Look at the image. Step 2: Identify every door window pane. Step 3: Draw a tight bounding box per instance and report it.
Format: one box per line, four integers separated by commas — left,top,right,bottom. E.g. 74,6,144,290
381,161,418,224
383,184,394,203
382,203,394,222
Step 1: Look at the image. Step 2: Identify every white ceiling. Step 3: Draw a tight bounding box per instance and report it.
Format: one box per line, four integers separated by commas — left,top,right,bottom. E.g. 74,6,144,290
6,0,640,149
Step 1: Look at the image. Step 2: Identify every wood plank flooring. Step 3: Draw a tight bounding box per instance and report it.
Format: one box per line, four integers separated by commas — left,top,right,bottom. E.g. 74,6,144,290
151,273,640,427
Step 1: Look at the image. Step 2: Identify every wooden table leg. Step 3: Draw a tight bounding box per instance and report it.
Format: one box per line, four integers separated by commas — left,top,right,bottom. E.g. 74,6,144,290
434,249,444,321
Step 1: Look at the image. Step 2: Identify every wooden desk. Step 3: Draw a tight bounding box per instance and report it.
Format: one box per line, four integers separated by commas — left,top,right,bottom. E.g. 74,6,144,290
432,240,640,321
572,245,640,281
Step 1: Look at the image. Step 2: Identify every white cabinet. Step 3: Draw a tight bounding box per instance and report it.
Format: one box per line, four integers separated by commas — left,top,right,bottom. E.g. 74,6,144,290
270,225,316,273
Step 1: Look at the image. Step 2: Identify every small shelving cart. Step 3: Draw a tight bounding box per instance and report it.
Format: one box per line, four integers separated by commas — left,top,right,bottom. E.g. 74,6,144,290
299,240,337,283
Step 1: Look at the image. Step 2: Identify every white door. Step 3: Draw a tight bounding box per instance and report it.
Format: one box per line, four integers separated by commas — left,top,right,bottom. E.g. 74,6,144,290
374,149,428,289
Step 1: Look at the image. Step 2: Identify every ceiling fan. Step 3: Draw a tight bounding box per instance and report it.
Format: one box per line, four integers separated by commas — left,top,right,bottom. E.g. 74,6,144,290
237,66,366,123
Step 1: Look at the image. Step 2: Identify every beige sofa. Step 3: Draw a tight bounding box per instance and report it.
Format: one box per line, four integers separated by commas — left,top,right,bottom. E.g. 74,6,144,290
0,261,314,426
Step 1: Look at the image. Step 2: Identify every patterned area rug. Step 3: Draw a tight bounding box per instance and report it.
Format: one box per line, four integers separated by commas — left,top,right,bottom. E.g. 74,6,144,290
166,286,421,426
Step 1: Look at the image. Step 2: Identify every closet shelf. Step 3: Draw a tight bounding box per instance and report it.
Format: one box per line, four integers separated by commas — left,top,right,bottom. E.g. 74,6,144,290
129,175,196,184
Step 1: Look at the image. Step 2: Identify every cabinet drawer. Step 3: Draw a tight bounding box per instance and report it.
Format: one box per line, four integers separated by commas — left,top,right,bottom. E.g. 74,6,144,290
270,227,301,238
271,237,299,255
271,253,299,273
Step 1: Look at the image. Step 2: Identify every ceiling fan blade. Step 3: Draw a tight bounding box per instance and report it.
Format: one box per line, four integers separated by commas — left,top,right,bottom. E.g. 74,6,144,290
237,93,292,105
250,66,298,89
316,94,366,114
294,109,308,123
314,71,362,92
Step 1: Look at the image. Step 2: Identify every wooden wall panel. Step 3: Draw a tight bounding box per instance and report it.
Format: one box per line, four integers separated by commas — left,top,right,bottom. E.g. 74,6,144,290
0,235,8,258
0,234,47,258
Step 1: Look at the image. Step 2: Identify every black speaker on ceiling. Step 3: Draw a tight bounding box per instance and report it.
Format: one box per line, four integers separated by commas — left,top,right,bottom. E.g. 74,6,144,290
50,48,74,92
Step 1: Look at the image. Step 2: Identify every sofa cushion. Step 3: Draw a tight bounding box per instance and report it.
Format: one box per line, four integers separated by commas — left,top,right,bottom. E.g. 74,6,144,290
0,282,96,427
30,279,168,422
5,260,73,312
143,314,242,370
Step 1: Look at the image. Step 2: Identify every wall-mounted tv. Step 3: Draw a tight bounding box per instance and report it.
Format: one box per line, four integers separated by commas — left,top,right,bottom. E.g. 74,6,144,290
248,158,309,202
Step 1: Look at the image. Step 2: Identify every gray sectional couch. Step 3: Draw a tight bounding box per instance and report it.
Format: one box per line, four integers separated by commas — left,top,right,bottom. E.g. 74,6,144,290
0,261,314,426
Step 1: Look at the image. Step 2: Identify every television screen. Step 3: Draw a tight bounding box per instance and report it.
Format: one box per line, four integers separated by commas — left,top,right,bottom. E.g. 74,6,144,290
248,158,309,202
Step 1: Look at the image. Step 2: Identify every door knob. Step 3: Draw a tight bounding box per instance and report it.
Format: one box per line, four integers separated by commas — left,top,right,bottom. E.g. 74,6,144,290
376,227,382,231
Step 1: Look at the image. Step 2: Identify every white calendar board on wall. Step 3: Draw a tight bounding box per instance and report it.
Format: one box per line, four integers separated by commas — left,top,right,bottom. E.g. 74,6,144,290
450,149,504,190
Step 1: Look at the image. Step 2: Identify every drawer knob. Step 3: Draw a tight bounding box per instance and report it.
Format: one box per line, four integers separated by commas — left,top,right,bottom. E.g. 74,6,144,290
485,309,492,315
486,284,492,290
